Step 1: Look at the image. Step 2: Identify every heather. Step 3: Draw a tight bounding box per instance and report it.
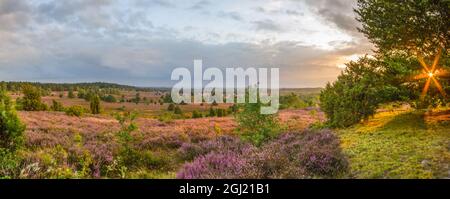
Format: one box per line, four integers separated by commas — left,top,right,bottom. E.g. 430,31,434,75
177,129,349,179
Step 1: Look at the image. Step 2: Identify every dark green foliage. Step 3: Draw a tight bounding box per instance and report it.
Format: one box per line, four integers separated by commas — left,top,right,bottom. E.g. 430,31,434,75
217,109,225,117
320,57,393,128
101,94,117,103
235,101,281,146
356,0,450,55
209,107,216,117
19,84,48,111
90,95,101,114
174,106,182,115
0,89,26,151
192,110,202,118
68,89,75,99
50,100,65,112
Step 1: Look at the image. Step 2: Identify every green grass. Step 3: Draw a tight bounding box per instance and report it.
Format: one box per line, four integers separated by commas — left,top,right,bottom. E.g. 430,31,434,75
338,109,450,179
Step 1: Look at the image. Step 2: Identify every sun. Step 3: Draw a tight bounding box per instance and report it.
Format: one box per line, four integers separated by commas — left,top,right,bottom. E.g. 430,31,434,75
415,48,447,100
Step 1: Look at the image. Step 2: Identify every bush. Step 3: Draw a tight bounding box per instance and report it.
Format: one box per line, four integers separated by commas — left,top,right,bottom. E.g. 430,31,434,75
20,84,48,111
167,103,175,111
177,130,349,179
0,148,22,179
235,102,281,146
192,110,202,118
65,106,85,117
173,106,182,115
178,136,254,161
50,100,64,112
177,152,250,179
0,89,26,150
90,95,101,114
251,130,348,179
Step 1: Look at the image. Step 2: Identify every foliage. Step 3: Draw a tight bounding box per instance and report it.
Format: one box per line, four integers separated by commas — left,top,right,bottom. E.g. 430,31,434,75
173,106,182,115
90,94,101,114
0,89,26,150
65,106,85,117
177,130,348,179
19,84,48,111
177,151,250,179
356,0,450,55
320,56,398,128
192,110,202,118
235,102,281,146
50,100,65,112
178,136,254,161
0,148,22,179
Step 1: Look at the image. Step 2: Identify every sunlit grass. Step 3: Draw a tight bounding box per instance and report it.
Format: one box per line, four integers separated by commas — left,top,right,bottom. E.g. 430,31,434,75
338,108,450,179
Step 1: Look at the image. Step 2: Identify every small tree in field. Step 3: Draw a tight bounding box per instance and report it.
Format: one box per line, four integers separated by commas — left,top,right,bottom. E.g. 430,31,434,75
20,85,47,111
0,89,26,151
90,95,101,114
235,101,281,146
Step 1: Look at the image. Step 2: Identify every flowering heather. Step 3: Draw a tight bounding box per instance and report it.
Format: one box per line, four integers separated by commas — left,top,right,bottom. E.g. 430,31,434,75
178,136,255,161
177,152,249,179
177,129,348,179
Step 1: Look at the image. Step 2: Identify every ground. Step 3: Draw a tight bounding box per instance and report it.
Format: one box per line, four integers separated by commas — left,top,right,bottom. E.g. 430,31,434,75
338,108,450,179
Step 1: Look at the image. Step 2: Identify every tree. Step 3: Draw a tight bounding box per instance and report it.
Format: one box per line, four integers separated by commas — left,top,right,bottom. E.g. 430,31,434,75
50,100,64,112
320,56,398,128
0,89,25,151
90,95,101,114
356,0,450,56
68,89,75,99
235,101,281,146
20,84,47,111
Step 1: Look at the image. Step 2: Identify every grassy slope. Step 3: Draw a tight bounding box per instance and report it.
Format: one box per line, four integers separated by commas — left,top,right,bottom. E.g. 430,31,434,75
338,109,450,179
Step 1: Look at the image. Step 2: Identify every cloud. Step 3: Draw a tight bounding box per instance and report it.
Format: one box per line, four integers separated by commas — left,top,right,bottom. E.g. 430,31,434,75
0,0,373,87
217,11,242,21
189,0,210,10
253,19,283,32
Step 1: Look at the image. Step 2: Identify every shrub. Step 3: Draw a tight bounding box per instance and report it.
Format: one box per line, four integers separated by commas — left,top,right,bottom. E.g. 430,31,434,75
90,95,101,114
0,89,26,150
0,148,22,179
235,102,281,146
177,151,250,179
251,130,348,179
65,106,84,117
192,110,202,118
167,103,175,111
176,130,349,179
178,136,254,161
20,84,48,111
50,100,64,112
174,106,182,114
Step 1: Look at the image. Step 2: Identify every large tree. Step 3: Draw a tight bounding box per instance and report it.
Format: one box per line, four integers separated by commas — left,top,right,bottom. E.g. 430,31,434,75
356,0,450,56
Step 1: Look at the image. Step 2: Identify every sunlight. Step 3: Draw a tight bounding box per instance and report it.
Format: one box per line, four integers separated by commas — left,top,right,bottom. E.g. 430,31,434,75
417,48,447,100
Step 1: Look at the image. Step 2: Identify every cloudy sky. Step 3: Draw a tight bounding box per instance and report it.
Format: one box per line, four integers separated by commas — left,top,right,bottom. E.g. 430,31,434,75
0,0,373,87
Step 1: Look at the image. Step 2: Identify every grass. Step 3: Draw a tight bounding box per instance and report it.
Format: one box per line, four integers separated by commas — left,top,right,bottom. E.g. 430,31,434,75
338,108,450,179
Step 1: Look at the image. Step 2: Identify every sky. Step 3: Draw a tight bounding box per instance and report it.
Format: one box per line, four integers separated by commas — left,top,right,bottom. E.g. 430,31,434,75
0,0,373,88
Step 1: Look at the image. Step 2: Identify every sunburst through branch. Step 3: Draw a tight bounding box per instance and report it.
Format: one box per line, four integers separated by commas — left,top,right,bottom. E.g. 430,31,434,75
415,48,447,100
